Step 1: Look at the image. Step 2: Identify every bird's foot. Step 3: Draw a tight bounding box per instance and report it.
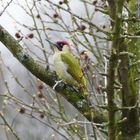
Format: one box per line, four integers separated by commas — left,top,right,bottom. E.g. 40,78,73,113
53,80,63,90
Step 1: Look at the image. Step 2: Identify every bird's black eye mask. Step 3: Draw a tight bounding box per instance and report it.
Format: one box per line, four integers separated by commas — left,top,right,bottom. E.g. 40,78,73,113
56,41,69,51
56,42,65,51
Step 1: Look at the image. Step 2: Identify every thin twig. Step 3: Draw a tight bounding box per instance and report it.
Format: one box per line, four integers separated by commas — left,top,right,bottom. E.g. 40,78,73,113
0,0,13,16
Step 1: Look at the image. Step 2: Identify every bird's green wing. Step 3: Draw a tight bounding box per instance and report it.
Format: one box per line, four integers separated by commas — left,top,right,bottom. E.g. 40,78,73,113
61,52,86,87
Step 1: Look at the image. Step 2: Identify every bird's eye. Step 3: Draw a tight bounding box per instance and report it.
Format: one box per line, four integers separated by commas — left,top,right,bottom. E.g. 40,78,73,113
56,41,68,51
60,43,63,47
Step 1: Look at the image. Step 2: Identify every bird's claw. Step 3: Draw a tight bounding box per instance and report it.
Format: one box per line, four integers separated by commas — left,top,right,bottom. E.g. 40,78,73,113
53,80,63,90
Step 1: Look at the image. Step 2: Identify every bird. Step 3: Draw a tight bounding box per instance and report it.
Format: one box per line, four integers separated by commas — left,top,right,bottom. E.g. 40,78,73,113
53,40,88,98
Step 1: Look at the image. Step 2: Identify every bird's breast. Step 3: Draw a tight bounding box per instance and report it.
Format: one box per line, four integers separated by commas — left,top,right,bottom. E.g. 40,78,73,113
53,53,77,85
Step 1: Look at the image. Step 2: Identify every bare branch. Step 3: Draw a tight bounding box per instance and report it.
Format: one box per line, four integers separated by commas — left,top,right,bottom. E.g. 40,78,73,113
0,0,13,16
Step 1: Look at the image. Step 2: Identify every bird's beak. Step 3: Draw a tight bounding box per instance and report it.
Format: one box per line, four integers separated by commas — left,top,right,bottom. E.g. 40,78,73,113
45,38,60,51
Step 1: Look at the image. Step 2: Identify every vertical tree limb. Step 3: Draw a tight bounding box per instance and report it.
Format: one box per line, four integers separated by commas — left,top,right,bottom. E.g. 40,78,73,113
107,1,124,140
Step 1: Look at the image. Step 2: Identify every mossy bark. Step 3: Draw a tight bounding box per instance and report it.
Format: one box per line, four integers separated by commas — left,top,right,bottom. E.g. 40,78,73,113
107,1,124,139
118,1,140,139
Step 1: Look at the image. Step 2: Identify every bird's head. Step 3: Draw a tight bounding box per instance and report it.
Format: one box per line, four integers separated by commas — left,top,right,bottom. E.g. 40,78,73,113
56,41,70,51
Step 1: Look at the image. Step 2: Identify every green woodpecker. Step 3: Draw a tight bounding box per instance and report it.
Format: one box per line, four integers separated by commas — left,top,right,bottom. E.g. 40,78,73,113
53,41,87,97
